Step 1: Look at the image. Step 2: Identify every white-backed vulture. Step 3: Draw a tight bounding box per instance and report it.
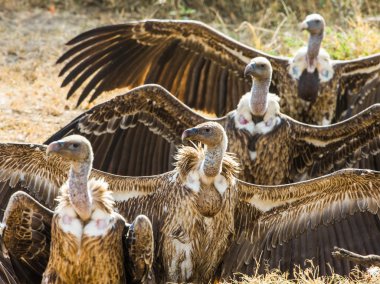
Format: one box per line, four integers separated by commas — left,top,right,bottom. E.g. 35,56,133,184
1,127,380,280
1,136,154,284
46,58,380,184
56,14,380,125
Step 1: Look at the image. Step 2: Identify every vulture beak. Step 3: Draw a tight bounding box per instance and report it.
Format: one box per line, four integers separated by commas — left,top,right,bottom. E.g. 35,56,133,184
299,20,309,31
244,62,256,77
46,141,64,156
181,128,198,142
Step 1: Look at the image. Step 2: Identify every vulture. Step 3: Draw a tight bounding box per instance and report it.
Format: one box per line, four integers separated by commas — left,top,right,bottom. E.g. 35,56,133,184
1,126,380,281
1,136,154,284
46,58,380,184
56,14,380,125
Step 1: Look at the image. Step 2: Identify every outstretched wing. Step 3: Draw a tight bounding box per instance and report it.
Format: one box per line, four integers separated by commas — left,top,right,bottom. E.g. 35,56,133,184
57,19,289,115
219,169,380,277
333,53,380,122
287,103,380,178
0,141,176,214
45,84,209,176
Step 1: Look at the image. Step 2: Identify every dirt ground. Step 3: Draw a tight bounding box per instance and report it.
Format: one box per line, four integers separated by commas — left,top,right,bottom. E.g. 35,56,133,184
0,8,139,143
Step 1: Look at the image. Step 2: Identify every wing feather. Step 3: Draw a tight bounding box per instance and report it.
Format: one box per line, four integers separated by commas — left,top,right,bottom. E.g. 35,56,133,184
285,104,380,177
219,169,380,278
44,84,210,176
0,140,176,211
57,20,288,114
333,53,380,121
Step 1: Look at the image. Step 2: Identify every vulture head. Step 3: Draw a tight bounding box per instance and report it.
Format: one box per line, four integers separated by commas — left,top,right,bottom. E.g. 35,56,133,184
46,135,93,165
182,122,227,150
244,57,272,82
300,13,325,36
244,57,272,117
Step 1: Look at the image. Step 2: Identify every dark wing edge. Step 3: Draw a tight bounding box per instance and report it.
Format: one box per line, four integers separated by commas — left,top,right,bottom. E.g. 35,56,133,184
219,169,380,278
284,104,380,176
45,84,209,176
45,84,207,145
57,19,288,115
333,53,380,121
2,191,53,283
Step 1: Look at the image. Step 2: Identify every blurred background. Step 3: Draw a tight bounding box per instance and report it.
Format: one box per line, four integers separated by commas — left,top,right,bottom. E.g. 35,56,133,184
1,0,380,58
0,0,379,143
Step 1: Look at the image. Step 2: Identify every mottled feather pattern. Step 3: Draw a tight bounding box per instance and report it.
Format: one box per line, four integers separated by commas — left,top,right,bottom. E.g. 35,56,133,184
174,144,240,183
43,212,126,283
117,144,240,282
0,141,171,211
45,83,380,185
2,192,53,282
221,169,380,278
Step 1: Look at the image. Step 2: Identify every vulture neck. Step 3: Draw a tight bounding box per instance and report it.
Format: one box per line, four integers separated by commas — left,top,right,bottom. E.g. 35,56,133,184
202,138,227,178
306,32,323,72
68,160,92,221
250,77,271,117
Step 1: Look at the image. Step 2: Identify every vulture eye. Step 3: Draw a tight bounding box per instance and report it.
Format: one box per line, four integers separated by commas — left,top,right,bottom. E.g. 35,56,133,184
205,128,211,133
72,143,79,149
314,19,320,23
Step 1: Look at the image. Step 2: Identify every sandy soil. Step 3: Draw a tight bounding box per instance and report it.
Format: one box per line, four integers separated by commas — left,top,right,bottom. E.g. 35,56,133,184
0,8,138,143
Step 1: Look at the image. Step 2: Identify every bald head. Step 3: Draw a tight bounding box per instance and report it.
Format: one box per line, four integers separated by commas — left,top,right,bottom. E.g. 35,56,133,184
182,122,227,148
46,135,93,164
244,57,272,81
300,14,325,35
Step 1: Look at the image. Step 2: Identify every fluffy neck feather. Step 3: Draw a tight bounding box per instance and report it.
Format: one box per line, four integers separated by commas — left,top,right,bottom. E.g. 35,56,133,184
68,161,92,221
250,78,271,116
306,32,323,72
202,137,227,177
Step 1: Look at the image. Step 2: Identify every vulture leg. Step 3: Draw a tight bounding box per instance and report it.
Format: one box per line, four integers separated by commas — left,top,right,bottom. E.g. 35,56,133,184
332,246,380,267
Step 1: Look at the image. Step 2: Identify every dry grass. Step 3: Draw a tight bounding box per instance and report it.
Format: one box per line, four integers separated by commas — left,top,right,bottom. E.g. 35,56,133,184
222,262,380,284
0,2,379,282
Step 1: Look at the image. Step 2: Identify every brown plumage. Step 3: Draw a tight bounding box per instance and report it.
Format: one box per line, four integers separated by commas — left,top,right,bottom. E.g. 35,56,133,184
56,15,380,125
0,237,20,284
42,182,126,283
46,59,380,184
1,128,380,280
1,136,154,284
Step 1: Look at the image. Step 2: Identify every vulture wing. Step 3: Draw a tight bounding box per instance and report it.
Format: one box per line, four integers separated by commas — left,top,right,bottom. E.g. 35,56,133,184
0,140,174,215
45,84,211,176
2,192,53,283
333,53,380,122
0,238,20,284
56,20,289,115
0,142,173,282
219,169,380,277
285,103,380,178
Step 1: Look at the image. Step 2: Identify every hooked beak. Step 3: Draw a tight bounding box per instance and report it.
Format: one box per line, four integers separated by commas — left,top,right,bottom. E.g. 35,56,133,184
181,128,198,142
299,20,309,31
46,141,64,156
244,62,255,77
